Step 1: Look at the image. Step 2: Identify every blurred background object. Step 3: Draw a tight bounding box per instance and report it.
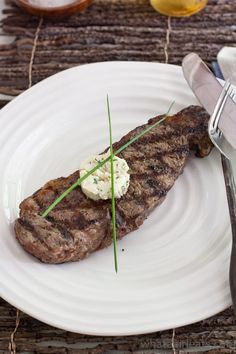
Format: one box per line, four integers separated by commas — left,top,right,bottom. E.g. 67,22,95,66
14,0,92,18
218,47,236,86
150,0,208,16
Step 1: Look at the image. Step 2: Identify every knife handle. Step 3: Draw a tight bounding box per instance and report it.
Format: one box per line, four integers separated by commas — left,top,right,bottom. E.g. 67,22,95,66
221,144,236,245
221,155,236,315
212,62,236,314
230,243,236,316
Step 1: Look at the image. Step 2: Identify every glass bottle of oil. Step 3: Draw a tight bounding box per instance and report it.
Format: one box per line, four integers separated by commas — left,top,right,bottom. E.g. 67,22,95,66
150,0,208,17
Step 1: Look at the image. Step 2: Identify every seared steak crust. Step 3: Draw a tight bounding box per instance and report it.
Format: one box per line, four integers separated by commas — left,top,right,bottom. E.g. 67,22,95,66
15,106,212,263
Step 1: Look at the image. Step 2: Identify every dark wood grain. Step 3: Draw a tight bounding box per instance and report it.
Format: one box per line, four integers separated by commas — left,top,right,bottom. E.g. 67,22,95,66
0,0,236,353
0,297,236,354
0,0,235,95
0,99,10,108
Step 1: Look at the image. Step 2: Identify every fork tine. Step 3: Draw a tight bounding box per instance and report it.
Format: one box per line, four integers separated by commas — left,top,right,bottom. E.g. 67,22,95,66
208,79,234,159
214,82,234,131
209,79,232,134
229,86,236,101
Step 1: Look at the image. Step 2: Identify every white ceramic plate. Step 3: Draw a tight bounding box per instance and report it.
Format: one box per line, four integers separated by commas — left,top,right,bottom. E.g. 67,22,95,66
0,62,232,335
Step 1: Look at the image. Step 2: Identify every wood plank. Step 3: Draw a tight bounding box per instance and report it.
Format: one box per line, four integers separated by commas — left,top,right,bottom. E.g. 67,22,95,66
0,0,236,352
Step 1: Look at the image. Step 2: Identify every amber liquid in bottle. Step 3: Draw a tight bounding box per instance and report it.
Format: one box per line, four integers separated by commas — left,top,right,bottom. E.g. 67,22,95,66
150,0,208,17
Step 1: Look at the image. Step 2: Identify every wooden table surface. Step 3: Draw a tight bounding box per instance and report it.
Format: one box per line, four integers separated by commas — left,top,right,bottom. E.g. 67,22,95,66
0,1,236,353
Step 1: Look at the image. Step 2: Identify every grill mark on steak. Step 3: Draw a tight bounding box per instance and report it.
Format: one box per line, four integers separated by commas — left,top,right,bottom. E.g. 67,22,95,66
48,208,108,231
17,218,48,249
14,106,213,264
46,216,74,241
123,145,190,164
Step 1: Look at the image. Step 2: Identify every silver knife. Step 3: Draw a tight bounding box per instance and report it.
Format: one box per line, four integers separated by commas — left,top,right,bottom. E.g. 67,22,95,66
182,53,236,315
182,53,236,150
212,61,236,316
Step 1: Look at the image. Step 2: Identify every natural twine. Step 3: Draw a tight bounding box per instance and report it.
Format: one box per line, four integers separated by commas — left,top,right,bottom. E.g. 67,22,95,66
172,328,177,354
164,16,172,63
8,17,43,354
8,309,20,354
8,14,177,354
28,17,43,89
164,15,177,354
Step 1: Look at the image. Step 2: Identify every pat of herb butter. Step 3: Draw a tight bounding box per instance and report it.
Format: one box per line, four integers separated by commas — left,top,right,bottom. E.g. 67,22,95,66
80,151,130,201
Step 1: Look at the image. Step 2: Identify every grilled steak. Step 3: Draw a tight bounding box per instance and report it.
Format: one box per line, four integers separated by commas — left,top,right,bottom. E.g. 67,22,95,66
15,106,213,264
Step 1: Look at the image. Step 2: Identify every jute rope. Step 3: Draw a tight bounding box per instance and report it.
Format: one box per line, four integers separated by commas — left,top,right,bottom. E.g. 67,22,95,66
163,15,177,354
8,17,43,353
8,310,20,354
172,328,177,354
164,16,172,63
28,17,43,89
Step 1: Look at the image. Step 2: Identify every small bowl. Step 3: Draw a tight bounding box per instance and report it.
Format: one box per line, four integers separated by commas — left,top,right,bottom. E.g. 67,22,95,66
14,0,92,18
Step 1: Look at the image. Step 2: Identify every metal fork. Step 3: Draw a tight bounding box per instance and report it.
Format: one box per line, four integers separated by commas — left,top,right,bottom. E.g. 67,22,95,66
208,80,236,315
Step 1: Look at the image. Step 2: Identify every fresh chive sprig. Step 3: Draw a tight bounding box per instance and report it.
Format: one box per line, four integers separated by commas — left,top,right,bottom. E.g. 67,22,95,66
42,100,175,218
107,95,118,273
